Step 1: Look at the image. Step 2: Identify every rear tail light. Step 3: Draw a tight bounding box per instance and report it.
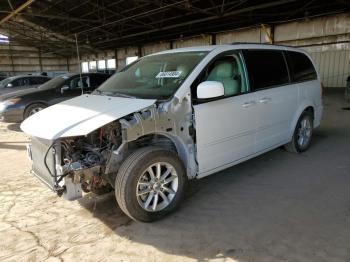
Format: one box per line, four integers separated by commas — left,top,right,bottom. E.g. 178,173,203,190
320,82,324,98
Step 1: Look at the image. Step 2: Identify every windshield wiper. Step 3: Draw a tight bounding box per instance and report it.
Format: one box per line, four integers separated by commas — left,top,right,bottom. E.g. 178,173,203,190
94,90,138,99
110,92,138,99
94,89,104,95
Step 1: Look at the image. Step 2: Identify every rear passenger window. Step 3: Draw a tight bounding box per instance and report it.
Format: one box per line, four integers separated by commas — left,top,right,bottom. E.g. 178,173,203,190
243,50,289,91
29,77,44,85
90,75,109,87
286,51,317,82
37,77,49,84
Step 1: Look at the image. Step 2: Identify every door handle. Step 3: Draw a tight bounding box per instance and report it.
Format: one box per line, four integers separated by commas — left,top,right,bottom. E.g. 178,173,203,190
259,97,271,103
242,101,256,108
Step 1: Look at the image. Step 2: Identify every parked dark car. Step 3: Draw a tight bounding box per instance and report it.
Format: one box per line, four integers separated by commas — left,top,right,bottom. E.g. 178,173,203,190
0,75,51,95
0,73,110,122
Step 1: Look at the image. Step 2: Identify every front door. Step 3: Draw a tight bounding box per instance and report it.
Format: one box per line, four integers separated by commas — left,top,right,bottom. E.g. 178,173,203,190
193,51,258,177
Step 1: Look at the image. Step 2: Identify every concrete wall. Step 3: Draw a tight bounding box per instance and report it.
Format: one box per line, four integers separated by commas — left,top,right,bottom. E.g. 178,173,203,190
217,27,272,44
142,42,170,56
274,13,350,87
309,49,350,87
173,35,212,48
68,57,80,73
0,41,69,77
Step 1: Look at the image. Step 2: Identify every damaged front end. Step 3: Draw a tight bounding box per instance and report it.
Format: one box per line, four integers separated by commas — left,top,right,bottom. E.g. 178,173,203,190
29,121,122,200
27,96,197,201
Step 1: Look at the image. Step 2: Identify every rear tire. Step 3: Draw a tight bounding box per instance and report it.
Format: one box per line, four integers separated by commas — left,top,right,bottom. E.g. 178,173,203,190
115,147,187,222
284,111,313,153
24,103,46,119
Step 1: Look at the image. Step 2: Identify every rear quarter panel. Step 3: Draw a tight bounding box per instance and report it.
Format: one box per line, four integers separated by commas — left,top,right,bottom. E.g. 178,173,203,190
289,79,322,140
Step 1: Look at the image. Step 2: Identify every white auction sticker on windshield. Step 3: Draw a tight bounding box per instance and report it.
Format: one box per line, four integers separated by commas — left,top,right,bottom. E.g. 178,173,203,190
156,71,182,78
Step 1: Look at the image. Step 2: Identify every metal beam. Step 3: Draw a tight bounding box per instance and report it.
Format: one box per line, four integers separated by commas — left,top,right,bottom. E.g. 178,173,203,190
95,0,298,46
75,0,189,35
0,0,35,26
0,11,103,23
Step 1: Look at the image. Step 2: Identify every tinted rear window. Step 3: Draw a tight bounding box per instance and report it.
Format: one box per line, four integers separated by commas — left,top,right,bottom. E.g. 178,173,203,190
90,74,109,87
243,50,289,91
285,51,317,82
29,77,49,85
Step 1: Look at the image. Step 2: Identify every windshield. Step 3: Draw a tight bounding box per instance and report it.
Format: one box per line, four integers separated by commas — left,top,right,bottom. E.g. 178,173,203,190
95,51,208,99
38,75,67,89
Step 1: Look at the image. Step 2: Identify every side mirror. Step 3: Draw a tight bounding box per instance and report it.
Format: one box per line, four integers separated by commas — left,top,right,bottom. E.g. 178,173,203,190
60,85,69,93
197,81,224,99
6,83,13,88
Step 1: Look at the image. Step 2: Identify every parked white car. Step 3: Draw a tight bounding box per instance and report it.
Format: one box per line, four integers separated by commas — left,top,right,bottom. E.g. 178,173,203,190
21,44,323,222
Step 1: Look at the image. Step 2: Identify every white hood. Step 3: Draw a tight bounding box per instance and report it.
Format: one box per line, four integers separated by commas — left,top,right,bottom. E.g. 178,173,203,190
20,94,156,140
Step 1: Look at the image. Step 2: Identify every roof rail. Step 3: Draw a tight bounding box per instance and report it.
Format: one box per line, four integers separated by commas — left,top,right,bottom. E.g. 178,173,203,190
230,42,266,45
230,42,294,48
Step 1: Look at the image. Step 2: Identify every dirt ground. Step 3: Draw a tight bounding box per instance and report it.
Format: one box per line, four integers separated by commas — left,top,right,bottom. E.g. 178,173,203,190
0,90,349,262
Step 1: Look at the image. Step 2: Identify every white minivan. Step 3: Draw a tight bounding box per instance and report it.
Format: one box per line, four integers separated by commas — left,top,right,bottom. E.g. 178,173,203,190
21,44,323,222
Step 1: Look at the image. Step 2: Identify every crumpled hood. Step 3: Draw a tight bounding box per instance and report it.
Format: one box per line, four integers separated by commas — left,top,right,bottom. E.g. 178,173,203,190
21,94,156,140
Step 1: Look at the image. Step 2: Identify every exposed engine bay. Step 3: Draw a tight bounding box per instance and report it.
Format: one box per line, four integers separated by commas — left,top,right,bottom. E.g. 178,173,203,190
57,121,122,197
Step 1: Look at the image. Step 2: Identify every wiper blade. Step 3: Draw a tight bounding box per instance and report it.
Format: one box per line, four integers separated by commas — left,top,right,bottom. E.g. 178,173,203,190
94,90,138,99
111,92,138,99
93,89,105,95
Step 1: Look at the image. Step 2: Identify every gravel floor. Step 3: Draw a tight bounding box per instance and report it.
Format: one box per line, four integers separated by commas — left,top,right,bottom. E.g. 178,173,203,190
0,90,349,262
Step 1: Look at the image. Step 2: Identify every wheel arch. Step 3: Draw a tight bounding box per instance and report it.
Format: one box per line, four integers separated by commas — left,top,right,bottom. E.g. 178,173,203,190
128,132,192,177
289,102,315,140
23,101,48,118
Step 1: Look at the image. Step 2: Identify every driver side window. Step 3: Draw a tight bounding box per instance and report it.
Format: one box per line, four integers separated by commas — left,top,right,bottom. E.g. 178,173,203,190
11,78,24,87
68,76,90,90
192,51,248,100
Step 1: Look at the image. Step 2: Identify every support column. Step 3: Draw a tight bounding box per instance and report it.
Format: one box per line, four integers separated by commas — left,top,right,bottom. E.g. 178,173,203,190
211,33,216,45
38,47,43,72
8,41,15,75
138,46,142,57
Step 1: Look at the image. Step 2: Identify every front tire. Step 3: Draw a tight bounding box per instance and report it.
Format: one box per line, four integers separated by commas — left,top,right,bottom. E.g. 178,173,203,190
115,147,187,222
284,111,313,153
24,103,46,119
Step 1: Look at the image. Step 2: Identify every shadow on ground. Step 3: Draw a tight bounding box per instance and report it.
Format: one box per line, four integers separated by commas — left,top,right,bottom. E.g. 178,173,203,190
6,123,22,132
0,141,27,150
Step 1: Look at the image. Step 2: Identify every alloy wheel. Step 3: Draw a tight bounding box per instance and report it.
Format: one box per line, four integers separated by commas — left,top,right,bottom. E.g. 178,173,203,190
29,107,43,116
297,117,312,148
136,162,178,212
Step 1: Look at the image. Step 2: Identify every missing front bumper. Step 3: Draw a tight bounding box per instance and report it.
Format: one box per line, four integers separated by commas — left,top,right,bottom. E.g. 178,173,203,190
28,137,82,200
